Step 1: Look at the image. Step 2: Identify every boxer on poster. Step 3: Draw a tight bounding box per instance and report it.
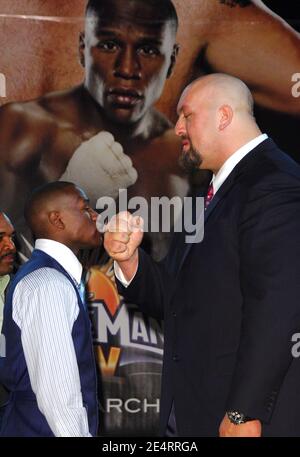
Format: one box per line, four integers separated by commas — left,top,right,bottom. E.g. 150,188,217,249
0,0,189,263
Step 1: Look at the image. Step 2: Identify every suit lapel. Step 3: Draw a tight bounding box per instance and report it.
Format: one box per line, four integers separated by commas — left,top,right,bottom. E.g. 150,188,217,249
177,138,275,274
175,192,203,274
178,166,242,272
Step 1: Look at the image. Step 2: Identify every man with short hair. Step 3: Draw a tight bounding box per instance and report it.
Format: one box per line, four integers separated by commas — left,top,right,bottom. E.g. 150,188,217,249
0,182,101,437
0,212,16,430
104,74,300,436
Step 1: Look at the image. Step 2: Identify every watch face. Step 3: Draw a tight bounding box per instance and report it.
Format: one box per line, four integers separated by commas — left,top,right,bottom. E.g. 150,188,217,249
227,411,247,424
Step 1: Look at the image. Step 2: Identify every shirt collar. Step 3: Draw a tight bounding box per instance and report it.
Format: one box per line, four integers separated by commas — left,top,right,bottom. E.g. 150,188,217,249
212,133,268,194
0,274,10,298
35,239,82,285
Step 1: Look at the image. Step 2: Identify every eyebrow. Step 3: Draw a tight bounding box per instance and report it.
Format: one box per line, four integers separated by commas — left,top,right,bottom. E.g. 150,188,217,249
177,103,190,116
176,106,183,116
137,38,163,46
95,29,163,45
0,231,15,236
95,29,118,37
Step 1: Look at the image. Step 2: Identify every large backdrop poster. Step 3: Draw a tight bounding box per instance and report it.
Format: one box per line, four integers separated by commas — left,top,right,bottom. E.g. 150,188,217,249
0,0,299,436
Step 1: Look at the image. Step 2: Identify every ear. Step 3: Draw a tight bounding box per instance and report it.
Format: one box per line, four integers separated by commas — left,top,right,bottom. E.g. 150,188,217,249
48,211,65,230
218,105,233,131
79,32,86,68
167,44,179,79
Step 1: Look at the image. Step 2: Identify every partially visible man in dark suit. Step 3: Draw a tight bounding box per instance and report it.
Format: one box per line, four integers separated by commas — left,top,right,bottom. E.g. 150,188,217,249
0,212,16,429
104,73,300,436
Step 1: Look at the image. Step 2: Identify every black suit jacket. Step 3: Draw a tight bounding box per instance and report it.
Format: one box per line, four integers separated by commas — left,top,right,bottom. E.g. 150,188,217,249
0,385,8,409
117,138,300,436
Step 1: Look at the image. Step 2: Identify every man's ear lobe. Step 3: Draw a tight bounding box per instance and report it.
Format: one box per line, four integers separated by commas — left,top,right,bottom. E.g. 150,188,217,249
48,211,64,230
79,32,85,68
218,105,233,131
167,44,179,79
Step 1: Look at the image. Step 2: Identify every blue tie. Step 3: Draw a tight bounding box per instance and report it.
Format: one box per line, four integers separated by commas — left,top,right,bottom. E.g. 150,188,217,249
77,280,87,310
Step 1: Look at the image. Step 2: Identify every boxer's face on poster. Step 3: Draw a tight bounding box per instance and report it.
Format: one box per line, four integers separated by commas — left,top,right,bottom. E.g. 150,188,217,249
80,0,177,124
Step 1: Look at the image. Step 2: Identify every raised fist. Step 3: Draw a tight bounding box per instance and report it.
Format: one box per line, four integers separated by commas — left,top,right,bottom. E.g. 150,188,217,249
104,211,144,264
60,131,138,207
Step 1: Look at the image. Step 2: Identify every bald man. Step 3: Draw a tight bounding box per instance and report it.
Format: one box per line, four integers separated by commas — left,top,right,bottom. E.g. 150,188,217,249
0,182,101,437
104,74,300,436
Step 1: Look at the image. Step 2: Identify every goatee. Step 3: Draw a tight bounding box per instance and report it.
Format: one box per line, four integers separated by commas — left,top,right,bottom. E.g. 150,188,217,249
179,146,202,173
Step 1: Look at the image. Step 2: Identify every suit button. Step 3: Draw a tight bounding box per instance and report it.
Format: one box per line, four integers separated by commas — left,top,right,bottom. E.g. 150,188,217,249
172,312,177,318
173,355,179,362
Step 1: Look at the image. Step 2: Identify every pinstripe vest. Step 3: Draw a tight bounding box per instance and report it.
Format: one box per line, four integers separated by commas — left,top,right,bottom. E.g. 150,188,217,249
0,249,98,436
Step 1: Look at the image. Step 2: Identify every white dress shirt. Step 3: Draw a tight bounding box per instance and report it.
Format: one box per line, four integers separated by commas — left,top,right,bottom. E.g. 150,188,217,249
211,133,268,194
12,239,91,437
115,134,268,287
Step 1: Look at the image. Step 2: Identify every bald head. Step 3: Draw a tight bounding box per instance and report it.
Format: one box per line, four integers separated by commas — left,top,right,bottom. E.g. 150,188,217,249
175,73,262,174
181,73,254,117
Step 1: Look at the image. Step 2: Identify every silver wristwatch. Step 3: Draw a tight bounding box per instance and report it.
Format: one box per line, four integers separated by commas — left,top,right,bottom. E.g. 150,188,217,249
227,411,251,425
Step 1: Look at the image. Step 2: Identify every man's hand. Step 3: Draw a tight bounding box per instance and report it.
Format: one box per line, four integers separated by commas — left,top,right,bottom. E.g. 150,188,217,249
60,131,138,207
104,212,144,281
219,414,262,437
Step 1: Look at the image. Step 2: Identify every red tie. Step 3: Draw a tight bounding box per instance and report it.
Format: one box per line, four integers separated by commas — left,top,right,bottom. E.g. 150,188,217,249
205,183,214,209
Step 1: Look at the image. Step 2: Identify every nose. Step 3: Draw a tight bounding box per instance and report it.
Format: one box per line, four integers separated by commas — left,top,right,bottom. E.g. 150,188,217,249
175,114,186,137
114,46,141,80
2,235,16,252
90,209,98,223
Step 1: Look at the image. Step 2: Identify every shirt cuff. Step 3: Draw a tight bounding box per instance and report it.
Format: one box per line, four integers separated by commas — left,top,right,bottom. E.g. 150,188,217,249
114,261,138,287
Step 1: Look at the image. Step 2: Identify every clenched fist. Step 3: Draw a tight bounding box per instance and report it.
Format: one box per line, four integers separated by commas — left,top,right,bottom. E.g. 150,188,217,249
60,131,138,207
104,212,144,281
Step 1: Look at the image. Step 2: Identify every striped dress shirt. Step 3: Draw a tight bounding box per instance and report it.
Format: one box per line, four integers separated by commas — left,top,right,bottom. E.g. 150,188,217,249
12,239,91,437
